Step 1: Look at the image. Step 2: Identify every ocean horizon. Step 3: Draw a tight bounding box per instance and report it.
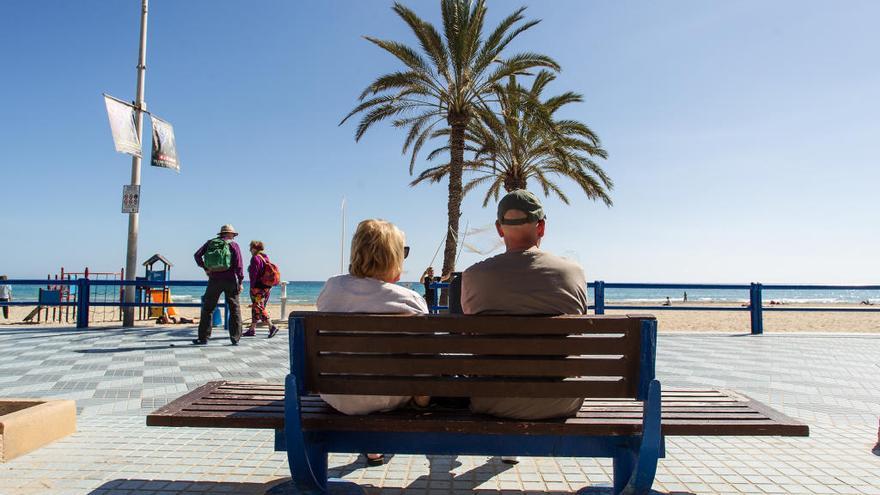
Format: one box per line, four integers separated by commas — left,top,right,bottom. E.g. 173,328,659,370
3,280,876,306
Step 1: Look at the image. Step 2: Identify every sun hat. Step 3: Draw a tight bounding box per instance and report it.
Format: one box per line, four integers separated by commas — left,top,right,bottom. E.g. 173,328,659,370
497,190,545,225
218,224,238,236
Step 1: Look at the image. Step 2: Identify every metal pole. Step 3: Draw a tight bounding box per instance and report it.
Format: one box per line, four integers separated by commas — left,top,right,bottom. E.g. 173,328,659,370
594,280,606,315
123,0,149,327
279,281,288,321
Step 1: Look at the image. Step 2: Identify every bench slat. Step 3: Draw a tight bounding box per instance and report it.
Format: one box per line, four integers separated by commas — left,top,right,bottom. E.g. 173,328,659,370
316,334,629,355
302,313,642,335
315,354,628,377
316,375,630,398
147,381,809,437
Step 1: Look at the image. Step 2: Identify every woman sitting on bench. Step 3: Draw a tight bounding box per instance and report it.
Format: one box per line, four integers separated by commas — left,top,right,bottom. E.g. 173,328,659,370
316,218,431,465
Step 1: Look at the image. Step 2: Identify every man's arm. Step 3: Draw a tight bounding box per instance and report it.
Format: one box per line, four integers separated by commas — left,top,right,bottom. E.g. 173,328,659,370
460,271,474,314
231,242,245,285
194,242,207,269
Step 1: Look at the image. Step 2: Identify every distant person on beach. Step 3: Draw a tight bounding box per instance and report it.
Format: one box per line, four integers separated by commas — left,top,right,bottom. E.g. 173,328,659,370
316,219,429,466
663,296,671,306
683,291,688,302
421,266,435,307
192,224,244,346
874,418,880,456
461,189,588,421
0,275,11,319
245,240,280,339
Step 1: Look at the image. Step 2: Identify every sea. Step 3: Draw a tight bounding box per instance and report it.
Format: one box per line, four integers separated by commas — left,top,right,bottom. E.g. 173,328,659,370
5,281,877,305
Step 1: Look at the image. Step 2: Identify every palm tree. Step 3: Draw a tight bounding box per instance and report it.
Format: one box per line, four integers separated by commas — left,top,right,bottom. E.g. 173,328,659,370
340,0,559,276
412,70,612,207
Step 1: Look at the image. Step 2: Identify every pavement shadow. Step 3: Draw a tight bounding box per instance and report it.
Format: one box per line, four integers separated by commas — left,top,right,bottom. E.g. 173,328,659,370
84,454,688,494
76,344,178,353
87,479,268,494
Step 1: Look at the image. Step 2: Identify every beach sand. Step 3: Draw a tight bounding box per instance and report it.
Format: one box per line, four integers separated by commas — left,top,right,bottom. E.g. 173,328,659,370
604,301,880,333
2,301,878,333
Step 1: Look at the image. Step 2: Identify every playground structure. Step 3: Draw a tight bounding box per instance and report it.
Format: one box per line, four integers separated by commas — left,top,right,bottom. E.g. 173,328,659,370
18,256,180,325
23,267,124,324
138,254,175,320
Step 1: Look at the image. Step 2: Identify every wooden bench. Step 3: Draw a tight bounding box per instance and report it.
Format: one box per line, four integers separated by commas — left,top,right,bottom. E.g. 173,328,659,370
148,313,809,495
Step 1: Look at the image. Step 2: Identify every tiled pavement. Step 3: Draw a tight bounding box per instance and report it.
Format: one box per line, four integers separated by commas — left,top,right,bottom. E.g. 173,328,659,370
0,325,878,495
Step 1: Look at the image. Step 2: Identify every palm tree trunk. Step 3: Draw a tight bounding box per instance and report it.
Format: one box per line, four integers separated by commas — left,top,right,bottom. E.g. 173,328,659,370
442,115,466,277
503,173,527,192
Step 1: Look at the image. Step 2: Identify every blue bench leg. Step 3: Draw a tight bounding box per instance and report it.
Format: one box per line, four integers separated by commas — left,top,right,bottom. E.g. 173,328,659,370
273,374,366,495
618,379,663,495
613,450,637,494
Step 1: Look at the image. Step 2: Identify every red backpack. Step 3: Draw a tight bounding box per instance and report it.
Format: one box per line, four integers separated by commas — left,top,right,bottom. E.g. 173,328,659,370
259,254,281,287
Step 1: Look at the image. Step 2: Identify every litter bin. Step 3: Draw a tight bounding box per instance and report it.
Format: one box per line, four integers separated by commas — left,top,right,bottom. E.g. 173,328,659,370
201,296,223,327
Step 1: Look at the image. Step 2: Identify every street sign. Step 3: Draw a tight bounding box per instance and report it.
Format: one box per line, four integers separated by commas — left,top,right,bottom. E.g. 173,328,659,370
122,185,140,214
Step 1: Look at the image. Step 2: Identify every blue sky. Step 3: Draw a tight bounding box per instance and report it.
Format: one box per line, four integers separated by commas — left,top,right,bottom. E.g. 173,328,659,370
1,1,878,283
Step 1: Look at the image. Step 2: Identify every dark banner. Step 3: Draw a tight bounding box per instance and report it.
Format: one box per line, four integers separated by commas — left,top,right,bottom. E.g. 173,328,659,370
150,115,180,172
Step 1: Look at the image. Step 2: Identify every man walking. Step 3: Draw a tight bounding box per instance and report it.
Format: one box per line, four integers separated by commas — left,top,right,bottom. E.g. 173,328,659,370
192,224,244,345
462,189,589,420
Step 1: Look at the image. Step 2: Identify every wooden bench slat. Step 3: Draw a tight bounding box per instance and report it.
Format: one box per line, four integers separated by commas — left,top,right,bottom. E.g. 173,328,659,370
147,381,809,437
316,334,630,356
315,354,629,377
304,313,643,335
199,395,284,402
316,376,630,398
182,404,285,412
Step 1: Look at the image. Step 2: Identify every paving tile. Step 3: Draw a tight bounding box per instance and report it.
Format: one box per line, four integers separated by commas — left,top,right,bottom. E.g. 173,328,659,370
1,326,879,494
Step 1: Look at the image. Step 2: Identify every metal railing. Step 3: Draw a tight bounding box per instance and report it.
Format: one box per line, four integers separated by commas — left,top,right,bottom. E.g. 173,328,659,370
3,279,877,333
426,280,880,334
0,279,228,329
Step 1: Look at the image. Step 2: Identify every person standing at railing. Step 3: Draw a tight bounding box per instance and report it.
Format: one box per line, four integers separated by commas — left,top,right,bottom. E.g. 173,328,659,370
874,419,880,456
0,275,11,319
421,266,435,306
192,224,244,346
245,240,280,339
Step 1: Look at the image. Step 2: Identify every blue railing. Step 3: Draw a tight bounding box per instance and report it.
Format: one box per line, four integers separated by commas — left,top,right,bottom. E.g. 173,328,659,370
3,279,878,333
0,279,227,329
427,280,880,334
429,281,449,313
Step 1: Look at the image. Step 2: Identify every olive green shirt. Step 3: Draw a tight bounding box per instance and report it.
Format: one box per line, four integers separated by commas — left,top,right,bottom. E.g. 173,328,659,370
461,247,588,315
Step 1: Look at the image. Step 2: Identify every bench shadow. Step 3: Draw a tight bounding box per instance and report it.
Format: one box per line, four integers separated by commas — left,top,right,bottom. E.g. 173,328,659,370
87,479,268,494
85,455,688,494
76,344,179,353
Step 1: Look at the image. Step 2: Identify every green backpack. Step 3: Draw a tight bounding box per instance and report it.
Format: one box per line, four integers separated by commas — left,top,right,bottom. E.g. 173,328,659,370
203,238,232,272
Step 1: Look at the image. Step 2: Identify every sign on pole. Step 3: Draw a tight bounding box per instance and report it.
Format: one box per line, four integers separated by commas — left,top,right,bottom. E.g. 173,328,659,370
150,115,180,172
122,185,141,214
103,94,142,157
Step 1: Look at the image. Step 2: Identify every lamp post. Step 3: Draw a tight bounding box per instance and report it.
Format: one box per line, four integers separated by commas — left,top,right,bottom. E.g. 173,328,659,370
122,0,149,327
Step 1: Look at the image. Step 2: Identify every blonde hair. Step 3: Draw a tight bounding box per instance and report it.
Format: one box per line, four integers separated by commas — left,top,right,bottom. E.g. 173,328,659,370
349,219,405,281
249,240,265,252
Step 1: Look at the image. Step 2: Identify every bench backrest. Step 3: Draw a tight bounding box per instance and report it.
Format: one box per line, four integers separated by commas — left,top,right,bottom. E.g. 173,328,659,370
288,313,657,400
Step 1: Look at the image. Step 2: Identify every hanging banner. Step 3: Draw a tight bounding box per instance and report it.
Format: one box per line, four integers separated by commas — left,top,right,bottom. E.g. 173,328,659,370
150,115,180,173
122,185,141,214
103,94,141,157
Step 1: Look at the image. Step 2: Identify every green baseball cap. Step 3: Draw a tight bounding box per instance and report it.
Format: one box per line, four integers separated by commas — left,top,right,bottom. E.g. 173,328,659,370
497,189,545,225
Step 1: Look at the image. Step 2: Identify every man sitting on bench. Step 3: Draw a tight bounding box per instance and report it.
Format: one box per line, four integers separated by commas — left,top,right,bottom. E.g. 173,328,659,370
461,189,589,420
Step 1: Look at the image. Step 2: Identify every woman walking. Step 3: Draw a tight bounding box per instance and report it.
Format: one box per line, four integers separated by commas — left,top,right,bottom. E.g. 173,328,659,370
246,241,279,338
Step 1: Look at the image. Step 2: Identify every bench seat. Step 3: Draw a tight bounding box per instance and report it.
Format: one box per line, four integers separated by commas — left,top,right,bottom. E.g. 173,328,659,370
148,380,808,437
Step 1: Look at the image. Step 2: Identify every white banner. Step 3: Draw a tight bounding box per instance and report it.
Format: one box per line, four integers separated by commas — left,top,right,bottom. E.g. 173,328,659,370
150,115,180,173
103,95,141,157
